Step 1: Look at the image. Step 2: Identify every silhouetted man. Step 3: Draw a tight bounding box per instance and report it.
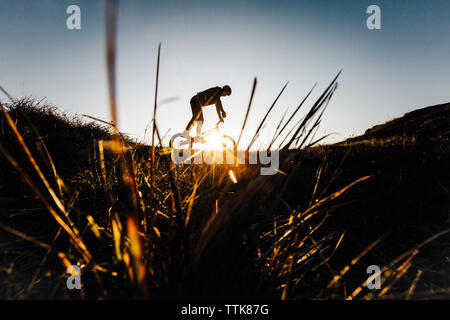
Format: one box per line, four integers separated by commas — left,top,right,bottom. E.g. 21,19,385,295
185,85,231,137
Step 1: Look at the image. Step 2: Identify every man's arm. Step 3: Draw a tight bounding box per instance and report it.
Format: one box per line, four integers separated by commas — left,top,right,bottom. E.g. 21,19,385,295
215,99,226,121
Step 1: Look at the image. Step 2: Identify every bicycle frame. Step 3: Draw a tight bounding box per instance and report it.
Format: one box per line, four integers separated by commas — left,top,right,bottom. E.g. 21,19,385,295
170,121,237,159
178,121,224,147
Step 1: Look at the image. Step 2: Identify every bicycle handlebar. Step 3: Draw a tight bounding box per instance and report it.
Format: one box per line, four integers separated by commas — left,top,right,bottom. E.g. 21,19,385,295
196,120,224,138
215,121,222,129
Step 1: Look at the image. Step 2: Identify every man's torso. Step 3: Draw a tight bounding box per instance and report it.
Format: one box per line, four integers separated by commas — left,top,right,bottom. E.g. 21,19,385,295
195,87,222,107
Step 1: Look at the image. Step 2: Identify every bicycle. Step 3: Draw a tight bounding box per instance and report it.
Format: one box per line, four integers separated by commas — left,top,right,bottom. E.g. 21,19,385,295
170,121,236,164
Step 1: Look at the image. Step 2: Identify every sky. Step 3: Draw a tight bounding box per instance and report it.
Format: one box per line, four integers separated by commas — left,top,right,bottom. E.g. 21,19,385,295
0,0,449,149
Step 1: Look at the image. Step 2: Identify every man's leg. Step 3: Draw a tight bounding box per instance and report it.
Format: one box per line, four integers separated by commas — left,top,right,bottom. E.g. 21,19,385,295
185,97,202,133
185,115,196,133
196,114,204,137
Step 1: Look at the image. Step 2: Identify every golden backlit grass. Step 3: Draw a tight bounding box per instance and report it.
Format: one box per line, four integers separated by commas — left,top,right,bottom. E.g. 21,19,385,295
1,0,448,300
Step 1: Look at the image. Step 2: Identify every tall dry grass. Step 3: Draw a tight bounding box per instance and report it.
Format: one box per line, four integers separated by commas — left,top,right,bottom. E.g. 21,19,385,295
1,0,448,300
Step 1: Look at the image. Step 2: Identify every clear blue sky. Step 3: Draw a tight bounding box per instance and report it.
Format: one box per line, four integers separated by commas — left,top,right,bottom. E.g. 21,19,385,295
1,0,449,148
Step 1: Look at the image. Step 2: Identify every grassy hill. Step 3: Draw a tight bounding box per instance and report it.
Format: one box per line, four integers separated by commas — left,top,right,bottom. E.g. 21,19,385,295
295,103,450,298
0,98,449,299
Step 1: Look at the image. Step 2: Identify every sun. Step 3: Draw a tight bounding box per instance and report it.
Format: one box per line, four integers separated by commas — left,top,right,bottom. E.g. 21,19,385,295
203,131,224,151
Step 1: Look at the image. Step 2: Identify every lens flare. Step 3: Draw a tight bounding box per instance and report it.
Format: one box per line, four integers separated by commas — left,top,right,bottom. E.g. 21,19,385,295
229,170,238,184
204,131,223,150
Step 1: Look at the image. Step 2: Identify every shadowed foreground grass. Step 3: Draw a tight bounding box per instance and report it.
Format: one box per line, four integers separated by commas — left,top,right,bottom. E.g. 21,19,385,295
0,98,449,300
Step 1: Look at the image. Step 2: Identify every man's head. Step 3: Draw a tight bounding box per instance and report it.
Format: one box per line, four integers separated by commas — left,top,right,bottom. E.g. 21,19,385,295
222,85,232,96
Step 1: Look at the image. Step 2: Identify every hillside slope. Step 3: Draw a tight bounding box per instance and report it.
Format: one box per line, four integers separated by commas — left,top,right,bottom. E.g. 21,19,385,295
290,102,450,297
342,102,450,145
0,99,449,299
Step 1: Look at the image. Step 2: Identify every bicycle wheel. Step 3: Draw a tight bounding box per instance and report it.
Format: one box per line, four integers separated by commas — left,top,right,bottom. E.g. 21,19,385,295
220,135,236,165
170,133,192,149
170,133,193,164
